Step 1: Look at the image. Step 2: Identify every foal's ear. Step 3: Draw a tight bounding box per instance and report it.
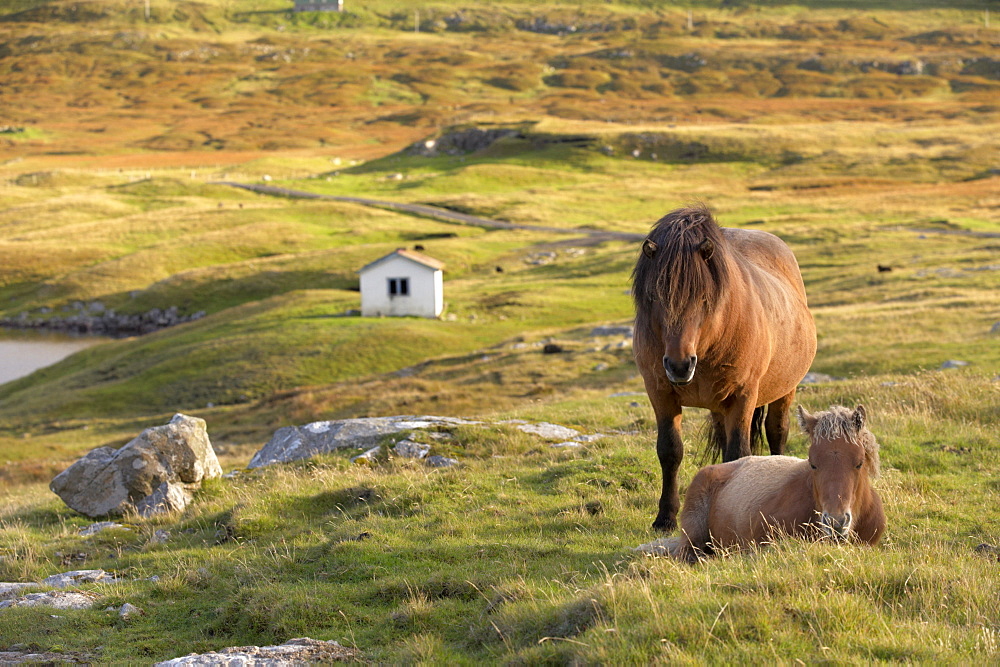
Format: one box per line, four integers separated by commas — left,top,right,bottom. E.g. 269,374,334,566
642,238,658,259
854,404,868,431
796,405,817,434
699,238,715,261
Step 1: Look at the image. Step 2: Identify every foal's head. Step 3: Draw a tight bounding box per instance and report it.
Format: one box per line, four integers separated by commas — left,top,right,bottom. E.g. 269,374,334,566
632,205,731,386
797,404,880,540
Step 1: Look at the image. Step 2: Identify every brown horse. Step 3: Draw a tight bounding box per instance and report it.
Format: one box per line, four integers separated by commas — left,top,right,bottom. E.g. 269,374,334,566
666,404,885,562
633,205,816,531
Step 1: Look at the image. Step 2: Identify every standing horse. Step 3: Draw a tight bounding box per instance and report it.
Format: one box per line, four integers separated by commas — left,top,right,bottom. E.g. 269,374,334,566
667,405,885,562
633,205,816,531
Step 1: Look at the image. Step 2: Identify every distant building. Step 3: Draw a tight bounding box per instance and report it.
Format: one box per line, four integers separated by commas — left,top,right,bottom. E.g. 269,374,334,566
358,249,444,318
294,0,342,11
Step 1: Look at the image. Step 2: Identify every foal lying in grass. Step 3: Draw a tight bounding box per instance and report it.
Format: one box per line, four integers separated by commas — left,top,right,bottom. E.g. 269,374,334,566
668,404,885,562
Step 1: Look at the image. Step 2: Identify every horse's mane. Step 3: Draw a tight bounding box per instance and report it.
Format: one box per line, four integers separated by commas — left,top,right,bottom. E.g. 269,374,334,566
809,406,881,479
632,205,732,334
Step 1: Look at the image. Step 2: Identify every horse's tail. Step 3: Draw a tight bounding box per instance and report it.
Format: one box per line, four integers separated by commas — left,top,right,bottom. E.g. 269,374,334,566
706,413,726,463
705,406,766,461
750,405,766,454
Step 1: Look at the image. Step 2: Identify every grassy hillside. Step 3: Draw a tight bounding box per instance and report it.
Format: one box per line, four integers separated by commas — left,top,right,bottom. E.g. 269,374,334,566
0,0,998,663
0,371,997,662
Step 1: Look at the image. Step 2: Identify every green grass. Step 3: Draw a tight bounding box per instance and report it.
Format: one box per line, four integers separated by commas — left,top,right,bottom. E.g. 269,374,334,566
0,370,997,662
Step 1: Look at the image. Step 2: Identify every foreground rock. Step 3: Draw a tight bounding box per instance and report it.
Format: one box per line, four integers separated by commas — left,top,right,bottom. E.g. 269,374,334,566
633,538,674,557
0,591,97,610
393,440,431,459
509,421,579,441
0,649,93,664
250,415,607,469
1,570,134,616
590,325,633,338
800,371,841,384
0,583,39,601
2,571,111,602
51,414,222,518
42,569,117,588
155,638,361,666
79,521,128,536
0,570,143,624
249,416,482,468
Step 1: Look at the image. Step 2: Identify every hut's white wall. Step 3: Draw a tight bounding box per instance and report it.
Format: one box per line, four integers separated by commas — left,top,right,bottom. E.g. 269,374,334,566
359,256,442,318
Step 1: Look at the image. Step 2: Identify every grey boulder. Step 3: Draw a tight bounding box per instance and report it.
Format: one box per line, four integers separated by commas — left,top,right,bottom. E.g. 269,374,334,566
155,638,361,665
0,582,39,601
0,591,97,611
42,569,116,588
249,416,481,468
50,414,222,518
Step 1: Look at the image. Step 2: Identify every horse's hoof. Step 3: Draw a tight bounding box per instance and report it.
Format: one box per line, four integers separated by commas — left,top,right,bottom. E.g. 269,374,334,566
652,518,677,533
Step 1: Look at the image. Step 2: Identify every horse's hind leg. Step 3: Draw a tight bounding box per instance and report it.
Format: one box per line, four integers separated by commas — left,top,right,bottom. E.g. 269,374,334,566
764,391,795,456
722,393,758,462
673,467,720,562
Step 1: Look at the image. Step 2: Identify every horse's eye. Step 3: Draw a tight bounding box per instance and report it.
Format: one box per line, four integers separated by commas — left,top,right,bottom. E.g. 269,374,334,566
855,462,863,469
810,463,817,470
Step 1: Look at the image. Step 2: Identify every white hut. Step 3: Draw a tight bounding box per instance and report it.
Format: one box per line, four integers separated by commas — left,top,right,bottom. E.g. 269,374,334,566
358,249,444,318
294,0,343,11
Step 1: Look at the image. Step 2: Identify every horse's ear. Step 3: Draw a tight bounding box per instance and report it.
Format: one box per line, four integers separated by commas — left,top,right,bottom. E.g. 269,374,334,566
699,238,715,261
642,238,658,259
797,405,817,434
854,404,867,431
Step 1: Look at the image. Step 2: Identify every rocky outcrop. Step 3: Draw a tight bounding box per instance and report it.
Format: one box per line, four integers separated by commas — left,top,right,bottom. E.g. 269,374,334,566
1,570,135,624
250,416,609,469
515,16,627,35
0,583,39,600
0,648,93,664
1,304,206,337
0,591,97,611
155,638,361,665
393,440,431,459
249,416,482,468
633,537,678,557
50,414,222,518
508,420,580,441
590,325,633,338
408,127,520,157
1,570,116,605
41,569,118,588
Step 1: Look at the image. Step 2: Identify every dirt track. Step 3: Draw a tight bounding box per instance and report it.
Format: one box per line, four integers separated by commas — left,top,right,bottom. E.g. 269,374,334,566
215,182,645,243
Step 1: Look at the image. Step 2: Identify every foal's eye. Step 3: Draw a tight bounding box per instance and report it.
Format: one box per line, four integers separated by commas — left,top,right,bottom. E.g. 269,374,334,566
855,462,863,469
810,463,817,470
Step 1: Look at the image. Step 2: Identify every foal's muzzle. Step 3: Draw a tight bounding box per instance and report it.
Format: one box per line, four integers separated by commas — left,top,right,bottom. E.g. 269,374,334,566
663,355,697,386
820,511,853,540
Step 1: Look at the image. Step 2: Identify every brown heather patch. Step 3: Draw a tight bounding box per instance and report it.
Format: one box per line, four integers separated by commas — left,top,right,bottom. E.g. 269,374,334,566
1,7,998,159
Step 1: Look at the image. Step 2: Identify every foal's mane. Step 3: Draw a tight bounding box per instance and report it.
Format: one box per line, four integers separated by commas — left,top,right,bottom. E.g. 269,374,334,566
632,205,732,333
810,406,881,479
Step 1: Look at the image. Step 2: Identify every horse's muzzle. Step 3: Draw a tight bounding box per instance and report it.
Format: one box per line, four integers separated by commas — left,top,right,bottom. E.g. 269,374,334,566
820,511,853,540
663,355,697,386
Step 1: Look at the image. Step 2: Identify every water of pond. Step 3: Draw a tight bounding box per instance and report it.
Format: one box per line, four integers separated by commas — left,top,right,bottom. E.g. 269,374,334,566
0,330,106,385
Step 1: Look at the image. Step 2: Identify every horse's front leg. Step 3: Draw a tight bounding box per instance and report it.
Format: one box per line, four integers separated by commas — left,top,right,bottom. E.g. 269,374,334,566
764,390,796,456
723,393,758,462
652,403,684,532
